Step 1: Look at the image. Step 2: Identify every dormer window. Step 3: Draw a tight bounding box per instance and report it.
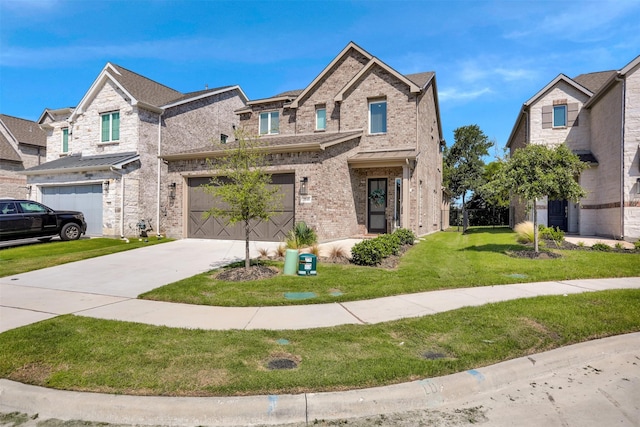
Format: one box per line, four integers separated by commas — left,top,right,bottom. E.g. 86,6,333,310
553,105,567,128
369,100,387,134
259,111,279,135
101,111,120,142
62,127,69,153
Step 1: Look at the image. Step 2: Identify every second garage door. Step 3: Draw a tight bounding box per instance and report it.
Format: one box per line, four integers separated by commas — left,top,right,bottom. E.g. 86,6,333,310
188,173,294,241
41,184,103,236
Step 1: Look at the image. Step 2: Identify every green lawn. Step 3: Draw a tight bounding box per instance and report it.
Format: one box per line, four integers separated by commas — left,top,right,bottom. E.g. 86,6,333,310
141,228,640,306
1,289,638,396
0,237,169,277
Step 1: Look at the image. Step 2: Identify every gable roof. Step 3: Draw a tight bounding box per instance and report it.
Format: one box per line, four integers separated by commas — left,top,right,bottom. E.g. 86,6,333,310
289,42,372,109
334,57,421,102
24,151,139,175
523,74,593,107
70,63,246,121
0,114,47,147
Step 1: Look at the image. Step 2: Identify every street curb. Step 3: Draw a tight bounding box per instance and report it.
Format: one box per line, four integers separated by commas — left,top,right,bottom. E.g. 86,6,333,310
2,333,638,426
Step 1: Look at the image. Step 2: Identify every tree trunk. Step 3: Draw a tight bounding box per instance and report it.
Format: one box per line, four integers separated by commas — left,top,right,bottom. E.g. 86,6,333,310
245,219,250,270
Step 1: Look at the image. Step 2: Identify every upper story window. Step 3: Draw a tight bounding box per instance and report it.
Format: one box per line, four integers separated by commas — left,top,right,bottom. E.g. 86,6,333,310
553,105,567,128
316,107,326,131
101,111,120,142
369,100,387,134
259,111,279,135
62,128,69,153
220,133,228,144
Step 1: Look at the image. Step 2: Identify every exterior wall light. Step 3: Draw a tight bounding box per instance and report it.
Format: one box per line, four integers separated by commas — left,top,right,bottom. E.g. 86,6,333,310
168,182,176,200
300,177,309,195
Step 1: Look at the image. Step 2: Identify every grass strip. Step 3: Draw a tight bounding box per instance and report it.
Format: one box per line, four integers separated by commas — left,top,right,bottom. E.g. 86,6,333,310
1,289,638,396
141,228,640,306
0,237,169,277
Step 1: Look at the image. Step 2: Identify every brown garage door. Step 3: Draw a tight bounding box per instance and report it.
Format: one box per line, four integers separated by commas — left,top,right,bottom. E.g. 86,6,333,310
188,174,294,241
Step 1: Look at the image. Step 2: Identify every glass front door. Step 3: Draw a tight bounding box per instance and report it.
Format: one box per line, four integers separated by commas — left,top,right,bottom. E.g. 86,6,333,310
368,178,387,234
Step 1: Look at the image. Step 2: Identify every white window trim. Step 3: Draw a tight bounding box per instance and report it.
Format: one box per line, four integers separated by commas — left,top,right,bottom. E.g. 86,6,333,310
101,111,120,142
259,111,279,135
552,105,567,128
368,100,387,135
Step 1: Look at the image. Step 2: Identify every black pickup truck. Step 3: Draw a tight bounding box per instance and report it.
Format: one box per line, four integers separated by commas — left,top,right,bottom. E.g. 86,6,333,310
0,199,87,242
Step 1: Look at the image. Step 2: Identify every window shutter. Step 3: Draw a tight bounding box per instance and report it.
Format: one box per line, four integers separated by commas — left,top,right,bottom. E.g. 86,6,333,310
542,105,552,129
568,103,579,126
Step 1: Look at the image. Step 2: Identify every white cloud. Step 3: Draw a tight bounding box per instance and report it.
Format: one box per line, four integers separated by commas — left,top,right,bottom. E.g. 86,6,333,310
439,87,492,102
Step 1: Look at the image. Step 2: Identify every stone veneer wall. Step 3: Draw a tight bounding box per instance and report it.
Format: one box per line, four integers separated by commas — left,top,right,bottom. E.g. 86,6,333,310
623,62,640,239
587,80,623,238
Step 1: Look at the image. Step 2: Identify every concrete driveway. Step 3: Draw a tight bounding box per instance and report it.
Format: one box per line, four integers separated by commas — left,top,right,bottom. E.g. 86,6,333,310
0,238,281,332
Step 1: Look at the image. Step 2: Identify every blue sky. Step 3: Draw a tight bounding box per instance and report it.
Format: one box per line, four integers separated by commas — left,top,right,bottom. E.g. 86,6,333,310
1,0,639,155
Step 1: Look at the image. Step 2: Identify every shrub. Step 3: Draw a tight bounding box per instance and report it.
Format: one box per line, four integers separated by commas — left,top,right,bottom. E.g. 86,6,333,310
286,221,318,249
577,241,586,247
635,240,640,251
539,225,565,243
514,221,535,244
393,228,416,246
614,242,624,250
257,247,270,258
377,233,402,257
591,242,611,252
351,239,384,266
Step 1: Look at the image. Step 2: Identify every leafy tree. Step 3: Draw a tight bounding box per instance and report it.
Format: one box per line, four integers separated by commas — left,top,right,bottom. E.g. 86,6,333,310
443,125,492,231
202,130,282,269
486,143,586,253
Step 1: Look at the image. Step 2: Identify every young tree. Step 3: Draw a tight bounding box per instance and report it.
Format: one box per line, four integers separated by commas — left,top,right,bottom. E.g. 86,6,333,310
443,124,492,231
202,130,282,269
487,143,587,253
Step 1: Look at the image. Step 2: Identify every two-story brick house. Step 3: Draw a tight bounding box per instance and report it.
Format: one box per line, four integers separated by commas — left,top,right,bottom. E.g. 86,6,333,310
0,114,46,198
162,42,445,241
24,63,247,237
506,54,640,241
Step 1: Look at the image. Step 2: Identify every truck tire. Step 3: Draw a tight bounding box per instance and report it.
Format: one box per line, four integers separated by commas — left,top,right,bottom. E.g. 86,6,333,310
60,223,81,241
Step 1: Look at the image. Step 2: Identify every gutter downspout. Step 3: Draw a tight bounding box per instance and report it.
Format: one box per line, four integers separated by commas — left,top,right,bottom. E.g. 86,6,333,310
617,76,626,240
110,166,125,238
156,112,164,238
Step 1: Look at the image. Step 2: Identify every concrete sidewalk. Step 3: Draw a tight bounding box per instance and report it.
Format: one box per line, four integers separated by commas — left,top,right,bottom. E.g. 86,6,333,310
1,333,638,426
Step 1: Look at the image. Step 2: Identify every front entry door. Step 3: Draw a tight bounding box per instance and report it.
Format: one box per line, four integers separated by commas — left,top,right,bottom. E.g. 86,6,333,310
368,178,387,234
548,199,568,231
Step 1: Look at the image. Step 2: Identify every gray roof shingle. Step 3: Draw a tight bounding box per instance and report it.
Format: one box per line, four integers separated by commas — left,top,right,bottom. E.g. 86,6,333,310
0,114,47,147
25,152,139,174
0,132,21,162
573,70,616,93
109,64,184,107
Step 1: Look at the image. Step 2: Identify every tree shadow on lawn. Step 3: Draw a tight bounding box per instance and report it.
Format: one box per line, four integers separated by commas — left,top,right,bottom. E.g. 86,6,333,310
460,244,527,254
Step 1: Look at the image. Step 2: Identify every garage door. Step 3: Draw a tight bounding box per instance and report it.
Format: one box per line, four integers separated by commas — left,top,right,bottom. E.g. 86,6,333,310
188,174,294,241
42,184,103,236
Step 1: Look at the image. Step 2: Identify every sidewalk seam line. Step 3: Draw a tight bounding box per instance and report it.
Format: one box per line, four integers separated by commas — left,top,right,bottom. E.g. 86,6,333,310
338,303,368,325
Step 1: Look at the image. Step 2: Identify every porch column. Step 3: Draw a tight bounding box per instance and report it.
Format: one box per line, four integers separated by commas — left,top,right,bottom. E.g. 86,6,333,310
402,164,410,229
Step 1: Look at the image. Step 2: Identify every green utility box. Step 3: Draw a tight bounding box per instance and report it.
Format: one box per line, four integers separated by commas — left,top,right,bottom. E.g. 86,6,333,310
298,253,317,276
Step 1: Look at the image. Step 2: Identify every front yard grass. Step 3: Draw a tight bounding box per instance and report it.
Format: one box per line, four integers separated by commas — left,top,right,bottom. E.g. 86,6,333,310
1,289,638,396
0,237,169,277
140,228,640,307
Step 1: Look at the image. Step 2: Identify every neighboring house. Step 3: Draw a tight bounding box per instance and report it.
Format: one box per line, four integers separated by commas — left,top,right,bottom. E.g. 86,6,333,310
24,63,247,237
162,42,446,242
0,114,46,198
507,55,640,241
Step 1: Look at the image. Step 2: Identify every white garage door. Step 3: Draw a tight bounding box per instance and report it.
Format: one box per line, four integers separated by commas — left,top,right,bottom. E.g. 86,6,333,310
42,184,103,236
